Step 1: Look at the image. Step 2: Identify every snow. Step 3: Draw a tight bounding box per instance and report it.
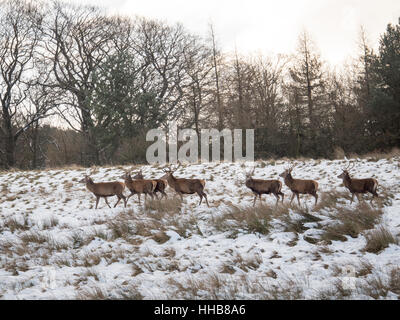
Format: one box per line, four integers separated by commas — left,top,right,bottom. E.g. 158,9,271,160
0,157,400,299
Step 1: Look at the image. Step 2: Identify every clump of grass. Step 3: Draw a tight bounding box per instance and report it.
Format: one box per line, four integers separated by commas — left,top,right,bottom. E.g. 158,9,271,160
2,216,30,232
363,226,398,253
151,231,170,244
389,268,400,295
144,197,183,218
356,260,374,277
116,284,144,300
233,252,262,272
20,231,49,244
107,220,133,240
80,251,102,267
357,275,389,299
168,215,199,238
91,228,110,241
321,203,382,242
83,268,100,281
77,286,108,300
213,203,273,235
42,217,59,230
314,191,351,211
355,267,400,299
166,273,283,299
69,231,94,248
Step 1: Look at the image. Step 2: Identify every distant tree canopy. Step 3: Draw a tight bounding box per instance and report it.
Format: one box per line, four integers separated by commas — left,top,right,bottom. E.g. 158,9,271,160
0,0,399,169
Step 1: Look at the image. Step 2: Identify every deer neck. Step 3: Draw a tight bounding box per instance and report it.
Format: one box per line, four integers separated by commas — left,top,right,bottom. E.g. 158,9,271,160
343,174,352,187
245,177,254,188
284,174,294,187
167,174,177,187
86,180,95,193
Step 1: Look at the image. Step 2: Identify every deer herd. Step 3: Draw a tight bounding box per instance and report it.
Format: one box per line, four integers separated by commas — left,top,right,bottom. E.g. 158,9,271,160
80,162,380,209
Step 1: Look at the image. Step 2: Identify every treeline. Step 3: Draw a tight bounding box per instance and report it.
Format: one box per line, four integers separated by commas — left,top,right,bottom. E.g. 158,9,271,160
0,0,399,169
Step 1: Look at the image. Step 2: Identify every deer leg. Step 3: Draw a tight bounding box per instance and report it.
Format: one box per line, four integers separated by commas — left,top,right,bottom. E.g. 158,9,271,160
203,192,210,207
104,197,111,208
95,196,100,209
113,196,121,208
274,193,280,206
259,194,262,204
137,194,141,205
296,193,301,206
370,191,379,204
350,193,354,204
127,192,134,201
198,193,203,206
313,192,318,205
153,192,159,200
280,192,285,203
122,194,127,208
253,194,257,207
162,191,167,199
290,193,295,205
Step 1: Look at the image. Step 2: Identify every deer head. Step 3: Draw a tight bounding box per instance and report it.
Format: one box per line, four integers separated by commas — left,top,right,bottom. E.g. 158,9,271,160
133,170,144,179
279,164,295,179
338,162,354,179
245,166,256,181
161,162,181,179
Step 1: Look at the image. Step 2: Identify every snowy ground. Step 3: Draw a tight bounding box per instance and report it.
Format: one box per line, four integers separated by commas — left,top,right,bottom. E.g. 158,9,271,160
0,157,400,299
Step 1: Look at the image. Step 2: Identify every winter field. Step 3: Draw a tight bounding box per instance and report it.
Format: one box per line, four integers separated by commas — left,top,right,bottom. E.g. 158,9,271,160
0,156,400,300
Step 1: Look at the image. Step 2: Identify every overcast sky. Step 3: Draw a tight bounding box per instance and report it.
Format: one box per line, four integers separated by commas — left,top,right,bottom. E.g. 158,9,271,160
71,0,399,65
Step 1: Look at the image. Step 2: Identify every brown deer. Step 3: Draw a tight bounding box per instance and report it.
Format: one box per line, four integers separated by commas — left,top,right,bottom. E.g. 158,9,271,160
161,162,209,207
245,166,284,206
279,164,319,206
337,163,379,203
120,171,156,205
80,175,126,209
133,170,168,200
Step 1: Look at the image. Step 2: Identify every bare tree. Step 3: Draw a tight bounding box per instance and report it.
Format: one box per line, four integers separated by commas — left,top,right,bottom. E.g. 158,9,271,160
181,36,214,139
208,23,225,130
43,1,117,165
131,18,193,123
0,0,50,168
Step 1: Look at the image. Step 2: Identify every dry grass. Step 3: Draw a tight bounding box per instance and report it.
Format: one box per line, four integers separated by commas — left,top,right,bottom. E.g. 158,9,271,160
20,231,50,245
144,197,183,218
212,203,273,235
363,226,398,253
314,191,351,211
321,203,382,242
165,272,306,300
277,208,321,234
77,286,108,300
2,216,30,232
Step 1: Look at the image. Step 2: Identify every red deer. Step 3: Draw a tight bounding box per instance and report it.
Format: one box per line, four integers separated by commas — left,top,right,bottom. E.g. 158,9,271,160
120,171,156,205
80,175,126,209
245,166,284,206
279,164,319,206
133,170,168,200
337,163,379,203
161,162,209,207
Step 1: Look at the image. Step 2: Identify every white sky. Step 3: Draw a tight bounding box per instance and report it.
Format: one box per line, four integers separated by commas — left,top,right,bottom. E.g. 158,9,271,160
70,0,400,65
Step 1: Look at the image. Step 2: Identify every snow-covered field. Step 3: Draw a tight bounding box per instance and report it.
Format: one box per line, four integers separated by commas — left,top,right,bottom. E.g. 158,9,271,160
1,157,400,299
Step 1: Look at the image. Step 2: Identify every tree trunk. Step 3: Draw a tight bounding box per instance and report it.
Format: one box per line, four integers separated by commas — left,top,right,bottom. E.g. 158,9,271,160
80,97,99,166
